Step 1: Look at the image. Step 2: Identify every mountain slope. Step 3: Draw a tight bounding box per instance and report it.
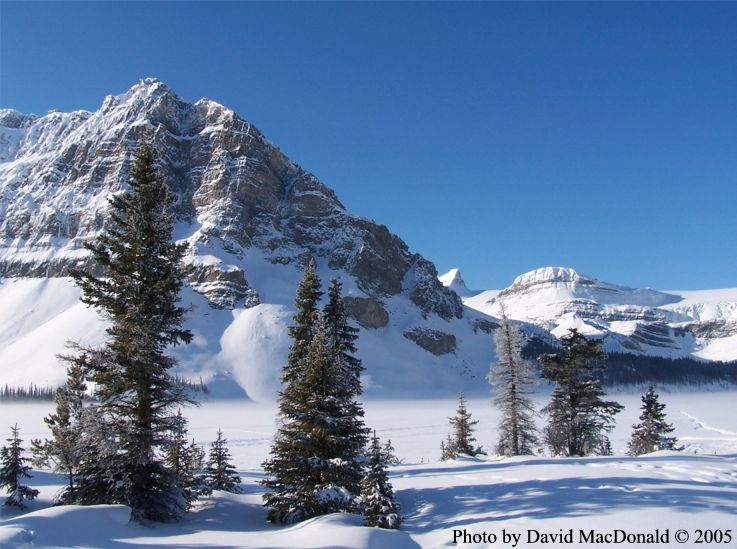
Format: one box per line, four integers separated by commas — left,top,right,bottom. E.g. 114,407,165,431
0,79,495,399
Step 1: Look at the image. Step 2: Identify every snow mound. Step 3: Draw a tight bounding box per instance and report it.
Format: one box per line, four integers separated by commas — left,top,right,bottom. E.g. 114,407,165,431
0,505,132,548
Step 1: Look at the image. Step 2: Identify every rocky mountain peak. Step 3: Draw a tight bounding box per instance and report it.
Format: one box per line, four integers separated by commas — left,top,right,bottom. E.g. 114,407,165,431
510,266,586,289
0,109,39,130
438,268,474,297
0,80,462,321
499,266,678,309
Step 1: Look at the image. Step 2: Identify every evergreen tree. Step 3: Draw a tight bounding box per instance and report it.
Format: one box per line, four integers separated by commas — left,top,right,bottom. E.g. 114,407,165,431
628,386,678,456
599,436,613,456
73,396,128,508
0,425,39,508
440,435,454,461
381,439,402,466
441,393,485,459
539,329,623,457
322,278,369,487
283,256,322,385
30,359,87,504
490,308,539,456
361,432,401,529
204,429,241,493
70,141,193,522
164,411,208,506
263,314,365,524
323,278,362,398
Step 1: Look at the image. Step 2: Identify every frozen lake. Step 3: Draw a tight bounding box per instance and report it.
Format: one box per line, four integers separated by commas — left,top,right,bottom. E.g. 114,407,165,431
1,390,736,548
3,390,736,470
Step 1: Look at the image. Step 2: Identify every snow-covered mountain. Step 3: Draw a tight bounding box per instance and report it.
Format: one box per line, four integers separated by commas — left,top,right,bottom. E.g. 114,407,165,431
437,268,474,298
447,266,737,362
0,79,496,399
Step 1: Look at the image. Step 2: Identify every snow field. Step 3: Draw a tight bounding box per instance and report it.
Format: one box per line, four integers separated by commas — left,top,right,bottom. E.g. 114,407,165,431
1,392,736,548
0,271,498,400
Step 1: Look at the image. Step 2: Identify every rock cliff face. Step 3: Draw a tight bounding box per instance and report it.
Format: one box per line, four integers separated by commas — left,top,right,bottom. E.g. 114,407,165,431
0,79,461,319
0,80,480,398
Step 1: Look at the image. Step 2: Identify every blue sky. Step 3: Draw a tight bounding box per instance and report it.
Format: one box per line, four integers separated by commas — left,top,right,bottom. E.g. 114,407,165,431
2,2,735,290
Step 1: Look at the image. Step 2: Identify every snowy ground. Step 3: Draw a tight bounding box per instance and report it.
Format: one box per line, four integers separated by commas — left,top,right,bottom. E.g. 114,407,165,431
1,393,736,548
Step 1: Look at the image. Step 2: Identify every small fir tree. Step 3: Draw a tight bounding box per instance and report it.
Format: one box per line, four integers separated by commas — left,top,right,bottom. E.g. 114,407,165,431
540,329,623,457
381,439,402,466
628,386,677,456
70,141,193,522
440,434,455,461
598,436,613,456
0,425,39,508
164,411,208,506
490,308,539,456
205,430,241,493
322,278,369,491
441,393,485,459
361,432,401,529
31,359,87,504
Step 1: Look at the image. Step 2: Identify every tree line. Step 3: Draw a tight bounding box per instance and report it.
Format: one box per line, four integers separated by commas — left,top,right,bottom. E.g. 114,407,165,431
523,336,737,387
0,384,56,401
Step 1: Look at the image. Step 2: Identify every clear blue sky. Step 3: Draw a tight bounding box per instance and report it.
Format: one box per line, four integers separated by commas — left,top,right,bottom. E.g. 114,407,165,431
2,2,735,290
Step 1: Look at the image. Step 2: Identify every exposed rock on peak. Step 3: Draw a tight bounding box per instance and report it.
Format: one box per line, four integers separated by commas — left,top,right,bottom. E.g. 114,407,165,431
0,109,39,129
0,80,486,398
0,80,461,320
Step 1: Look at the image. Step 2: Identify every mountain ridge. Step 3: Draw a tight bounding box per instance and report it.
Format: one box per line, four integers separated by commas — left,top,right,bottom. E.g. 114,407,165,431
1,80,734,398
0,79,488,399
444,266,737,362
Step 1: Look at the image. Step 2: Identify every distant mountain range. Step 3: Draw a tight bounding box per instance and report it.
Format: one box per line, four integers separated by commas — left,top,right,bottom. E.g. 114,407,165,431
445,266,737,363
0,80,733,400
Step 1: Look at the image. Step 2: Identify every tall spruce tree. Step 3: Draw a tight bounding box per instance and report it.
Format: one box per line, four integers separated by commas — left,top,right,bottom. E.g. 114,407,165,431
322,278,368,486
204,429,242,493
323,278,362,398
283,256,322,385
490,308,539,456
628,386,677,456
31,360,87,504
263,313,365,523
70,141,193,522
0,424,39,508
361,432,401,529
540,329,623,457
441,393,485,459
